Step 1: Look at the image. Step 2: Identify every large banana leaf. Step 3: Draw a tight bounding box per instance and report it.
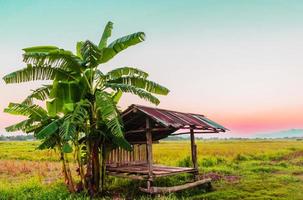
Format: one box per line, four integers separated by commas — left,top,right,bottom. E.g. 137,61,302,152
99,32,145,64
49,81,81,103
108,76,169,95
105,83,160,105
76,41,84,59
3,65,76,84
81,40,102,67
5,119,34,132
24,123,43,134
59,100,89,141
23,46,59,53
106,67,148,80
112,90,122,104
22,85,52,105
46,99,63,117
4,103,48,120
60,116,76,141
98,21,113,49
23,49,83,73
94,69,105,81
37,134,58,150
47,80,83,115
35,119,59,139
95,90,131,150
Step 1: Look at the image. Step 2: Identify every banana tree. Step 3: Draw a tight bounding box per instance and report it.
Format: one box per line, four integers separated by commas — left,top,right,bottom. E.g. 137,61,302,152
3,21,169,196
4,102,76,192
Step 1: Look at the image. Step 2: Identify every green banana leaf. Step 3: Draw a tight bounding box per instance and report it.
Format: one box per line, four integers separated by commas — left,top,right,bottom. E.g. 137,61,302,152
99,32,145,63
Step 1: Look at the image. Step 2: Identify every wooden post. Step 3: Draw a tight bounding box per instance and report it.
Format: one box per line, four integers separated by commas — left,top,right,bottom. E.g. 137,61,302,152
138,144,141,162
146,117,154,191
190,128,199,181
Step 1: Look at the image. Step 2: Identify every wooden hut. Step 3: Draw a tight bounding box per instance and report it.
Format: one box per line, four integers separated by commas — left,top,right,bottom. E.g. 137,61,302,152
106,104,228,194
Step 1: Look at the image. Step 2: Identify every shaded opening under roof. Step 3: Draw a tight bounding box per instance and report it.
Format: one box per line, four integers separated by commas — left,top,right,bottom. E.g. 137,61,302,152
122,104,228,143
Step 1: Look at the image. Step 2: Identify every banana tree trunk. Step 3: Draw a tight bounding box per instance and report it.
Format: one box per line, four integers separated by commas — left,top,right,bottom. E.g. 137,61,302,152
85,141,94,196
85,140,101,197
100,143,107,192
60,151,75,193
92,141,101,192
75,143,85,191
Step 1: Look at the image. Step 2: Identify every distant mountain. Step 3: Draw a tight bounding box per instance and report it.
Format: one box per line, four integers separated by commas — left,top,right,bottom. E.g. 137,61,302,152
254,129,303,139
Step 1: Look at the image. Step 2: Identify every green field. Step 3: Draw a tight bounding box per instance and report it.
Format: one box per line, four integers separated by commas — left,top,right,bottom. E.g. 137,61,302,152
1,140,303,200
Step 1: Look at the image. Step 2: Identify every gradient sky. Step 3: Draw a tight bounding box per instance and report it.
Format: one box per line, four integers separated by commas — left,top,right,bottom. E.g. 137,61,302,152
1,0,303,136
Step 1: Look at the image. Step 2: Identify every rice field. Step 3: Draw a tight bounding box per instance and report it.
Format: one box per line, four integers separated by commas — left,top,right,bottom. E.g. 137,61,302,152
1,139,303,199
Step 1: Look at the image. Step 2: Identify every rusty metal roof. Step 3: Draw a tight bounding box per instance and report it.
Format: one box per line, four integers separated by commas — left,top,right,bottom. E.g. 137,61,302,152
122,105,228,142
127,104,228,131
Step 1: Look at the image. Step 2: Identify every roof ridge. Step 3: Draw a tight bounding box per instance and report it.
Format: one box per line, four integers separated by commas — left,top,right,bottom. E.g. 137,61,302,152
131,104,205,117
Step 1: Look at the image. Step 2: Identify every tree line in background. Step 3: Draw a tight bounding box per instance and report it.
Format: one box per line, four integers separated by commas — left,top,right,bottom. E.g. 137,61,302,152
2,21,169,197
0,135,35,141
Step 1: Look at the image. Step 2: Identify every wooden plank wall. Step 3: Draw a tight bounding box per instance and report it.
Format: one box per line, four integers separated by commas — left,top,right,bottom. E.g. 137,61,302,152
107,144,147,166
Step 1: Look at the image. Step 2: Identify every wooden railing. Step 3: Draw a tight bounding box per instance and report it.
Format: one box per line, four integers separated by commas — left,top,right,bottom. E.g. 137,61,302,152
106,144,147,167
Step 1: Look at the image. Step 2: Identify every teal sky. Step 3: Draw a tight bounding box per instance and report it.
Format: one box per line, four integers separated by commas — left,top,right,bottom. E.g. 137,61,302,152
1,0,303,136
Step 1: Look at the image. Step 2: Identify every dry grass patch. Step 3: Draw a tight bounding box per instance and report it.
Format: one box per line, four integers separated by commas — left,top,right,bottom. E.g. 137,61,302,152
0,160,76,184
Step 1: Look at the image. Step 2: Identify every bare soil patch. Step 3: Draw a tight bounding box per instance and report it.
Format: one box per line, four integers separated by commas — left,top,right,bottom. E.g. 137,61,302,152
200,172,240,183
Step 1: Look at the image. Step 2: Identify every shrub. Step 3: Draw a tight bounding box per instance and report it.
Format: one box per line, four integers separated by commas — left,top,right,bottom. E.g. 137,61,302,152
178,156,192,167
234,154,249,162
200,157,218,167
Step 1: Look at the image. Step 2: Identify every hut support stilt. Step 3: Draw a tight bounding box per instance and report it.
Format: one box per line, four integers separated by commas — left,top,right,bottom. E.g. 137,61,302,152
146,117,153,191
190,128,199,181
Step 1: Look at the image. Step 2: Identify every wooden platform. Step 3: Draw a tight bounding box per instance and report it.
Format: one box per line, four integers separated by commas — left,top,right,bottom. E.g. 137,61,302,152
107,163,197,179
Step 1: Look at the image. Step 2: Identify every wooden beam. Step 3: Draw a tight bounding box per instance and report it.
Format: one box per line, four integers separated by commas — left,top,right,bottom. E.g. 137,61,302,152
130,141,159,144
139,178,211,194
190,128,199,181
172,131,219,136
107,172,146,180
154,168,197,178
179,126,219,131
125,127,172,134
121,107,137,117
146,117,153,190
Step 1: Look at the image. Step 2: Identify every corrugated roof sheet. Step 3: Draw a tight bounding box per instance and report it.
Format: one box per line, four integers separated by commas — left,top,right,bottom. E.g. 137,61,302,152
123,104,228,132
